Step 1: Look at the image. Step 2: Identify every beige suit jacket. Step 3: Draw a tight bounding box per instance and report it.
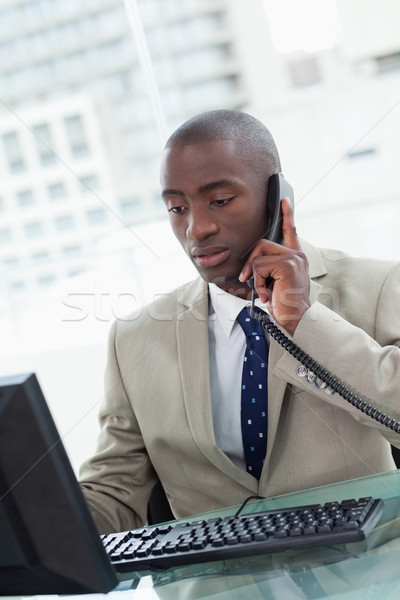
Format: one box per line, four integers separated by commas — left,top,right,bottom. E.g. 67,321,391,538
80,240,400,533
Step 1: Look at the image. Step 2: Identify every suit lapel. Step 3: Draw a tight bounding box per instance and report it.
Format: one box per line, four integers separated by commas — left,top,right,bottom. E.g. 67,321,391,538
176,278,214,455
176,279,258,490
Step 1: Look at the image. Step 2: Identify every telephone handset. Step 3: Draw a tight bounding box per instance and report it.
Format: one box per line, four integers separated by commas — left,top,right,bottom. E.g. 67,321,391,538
265,173,294,245
246,173,294,291
245,178,400,434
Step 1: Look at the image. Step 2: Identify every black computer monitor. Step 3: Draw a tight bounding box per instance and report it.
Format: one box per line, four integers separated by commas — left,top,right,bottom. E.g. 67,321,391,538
0,372,118,595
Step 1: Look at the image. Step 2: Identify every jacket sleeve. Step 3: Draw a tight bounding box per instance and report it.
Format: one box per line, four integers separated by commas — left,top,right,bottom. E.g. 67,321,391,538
274,261,400,448
79,320,158,534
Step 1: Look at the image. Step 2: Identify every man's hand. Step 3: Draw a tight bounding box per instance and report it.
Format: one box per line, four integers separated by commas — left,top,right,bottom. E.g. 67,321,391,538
239,197,310,336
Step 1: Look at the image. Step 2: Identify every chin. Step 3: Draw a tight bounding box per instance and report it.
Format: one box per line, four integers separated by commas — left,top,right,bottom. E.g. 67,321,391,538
206,274,249,295
198,269,237,286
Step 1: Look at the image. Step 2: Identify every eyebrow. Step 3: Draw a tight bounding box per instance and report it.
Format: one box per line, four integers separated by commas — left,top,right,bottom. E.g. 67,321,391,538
161,188,184,199
162,178,236,199
198,179,235,194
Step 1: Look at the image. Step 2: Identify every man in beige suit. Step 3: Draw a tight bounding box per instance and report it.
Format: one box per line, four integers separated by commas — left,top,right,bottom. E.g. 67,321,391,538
80,110,400,534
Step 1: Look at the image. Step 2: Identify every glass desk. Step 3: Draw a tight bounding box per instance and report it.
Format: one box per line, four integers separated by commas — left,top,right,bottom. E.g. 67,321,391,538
5,470,400,600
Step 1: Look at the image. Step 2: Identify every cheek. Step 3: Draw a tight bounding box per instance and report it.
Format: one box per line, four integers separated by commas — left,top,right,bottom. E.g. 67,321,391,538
248,203,269,238
231,204,268,243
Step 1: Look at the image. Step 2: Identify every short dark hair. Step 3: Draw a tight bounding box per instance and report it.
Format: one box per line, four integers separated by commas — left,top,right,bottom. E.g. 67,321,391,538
165,109,282,189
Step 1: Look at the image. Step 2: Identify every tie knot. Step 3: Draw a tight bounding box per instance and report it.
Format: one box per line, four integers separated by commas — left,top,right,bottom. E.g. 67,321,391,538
237,307,266,340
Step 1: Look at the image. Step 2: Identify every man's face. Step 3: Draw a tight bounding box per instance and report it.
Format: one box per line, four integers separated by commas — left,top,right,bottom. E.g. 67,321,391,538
160,140,269,295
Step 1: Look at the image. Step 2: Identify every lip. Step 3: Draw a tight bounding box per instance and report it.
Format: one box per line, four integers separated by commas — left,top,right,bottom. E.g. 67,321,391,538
191,247,230,269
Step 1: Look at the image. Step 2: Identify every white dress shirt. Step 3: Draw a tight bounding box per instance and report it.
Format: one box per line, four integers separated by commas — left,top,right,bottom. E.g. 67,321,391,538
208,283,269,471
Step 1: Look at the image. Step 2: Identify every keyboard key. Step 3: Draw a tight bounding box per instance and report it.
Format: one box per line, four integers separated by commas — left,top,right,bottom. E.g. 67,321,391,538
192,539,207,550
289,527,303,537
207,518,222,526
344,521,359,529
131,529,147,538
177,542,192,552
275,529,289,538
158,525,173,535
190,520,206,527
142,528,159,540
303,525,317,535
317,524,332,533
136,548,151,558
238,535,252,544
225,536,239,545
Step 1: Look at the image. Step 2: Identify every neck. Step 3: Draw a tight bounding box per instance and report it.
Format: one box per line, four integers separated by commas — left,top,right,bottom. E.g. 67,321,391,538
215,280,253,300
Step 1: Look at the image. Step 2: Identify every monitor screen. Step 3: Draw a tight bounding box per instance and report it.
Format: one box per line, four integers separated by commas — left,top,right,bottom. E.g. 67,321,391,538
0,372,118,595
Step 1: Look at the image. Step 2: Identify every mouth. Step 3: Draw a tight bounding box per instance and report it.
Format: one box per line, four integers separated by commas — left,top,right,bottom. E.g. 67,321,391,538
191,247,230,269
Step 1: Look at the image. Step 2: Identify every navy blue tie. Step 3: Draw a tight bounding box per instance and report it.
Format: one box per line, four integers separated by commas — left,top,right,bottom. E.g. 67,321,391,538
237,307,268,479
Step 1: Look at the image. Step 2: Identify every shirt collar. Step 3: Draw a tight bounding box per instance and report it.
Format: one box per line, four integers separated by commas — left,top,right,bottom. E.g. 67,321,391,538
208,283,268,337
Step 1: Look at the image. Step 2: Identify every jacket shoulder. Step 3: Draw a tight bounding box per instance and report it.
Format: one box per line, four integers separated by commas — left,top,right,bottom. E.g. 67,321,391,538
113,277,207,338
301,238,399,284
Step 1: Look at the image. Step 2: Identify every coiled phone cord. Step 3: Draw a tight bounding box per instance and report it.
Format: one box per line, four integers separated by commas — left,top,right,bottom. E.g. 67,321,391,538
248,298,400,434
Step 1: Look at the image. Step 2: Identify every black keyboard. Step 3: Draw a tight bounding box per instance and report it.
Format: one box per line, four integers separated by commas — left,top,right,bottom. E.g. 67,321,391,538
102,496,383,572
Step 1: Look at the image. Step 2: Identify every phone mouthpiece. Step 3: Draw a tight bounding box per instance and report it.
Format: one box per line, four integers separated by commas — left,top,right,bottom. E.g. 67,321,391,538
246,276,255,290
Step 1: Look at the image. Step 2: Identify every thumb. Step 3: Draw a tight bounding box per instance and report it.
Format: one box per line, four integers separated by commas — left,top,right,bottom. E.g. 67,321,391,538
282,196,300,250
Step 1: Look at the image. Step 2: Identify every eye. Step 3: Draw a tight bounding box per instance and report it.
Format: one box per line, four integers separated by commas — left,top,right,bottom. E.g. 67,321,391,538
211,197,235,207
168,205,186,214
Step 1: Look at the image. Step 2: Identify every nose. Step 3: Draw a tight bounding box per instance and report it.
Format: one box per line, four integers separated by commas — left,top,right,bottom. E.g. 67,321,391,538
186,205,219,241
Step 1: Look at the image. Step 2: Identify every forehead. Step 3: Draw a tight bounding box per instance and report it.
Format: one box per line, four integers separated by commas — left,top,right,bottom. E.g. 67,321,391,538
161,140,256,189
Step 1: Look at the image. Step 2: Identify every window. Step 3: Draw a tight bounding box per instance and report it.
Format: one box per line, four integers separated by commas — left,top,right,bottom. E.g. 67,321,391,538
62,244,81,255
80,174,100,193
86,207,107,225
17,189,35,207
0,228,13,244
10,280,26,293
32,250,50,263
345,147,380,193
33,122,57,165
24,221,44,238
120,197,140,217
68,268,85,278
47,181,67,201
2,131,25,173
55,214,75,232
2,256,19,266
64,114,90,157
38,274,56,287
347,148,377,160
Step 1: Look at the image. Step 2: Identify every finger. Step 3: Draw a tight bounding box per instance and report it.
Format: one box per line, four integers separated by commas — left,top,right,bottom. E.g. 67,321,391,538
238,239,269,282
239,235,291,282
254,271,271,304
282,196,301,250
238,257,260,283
